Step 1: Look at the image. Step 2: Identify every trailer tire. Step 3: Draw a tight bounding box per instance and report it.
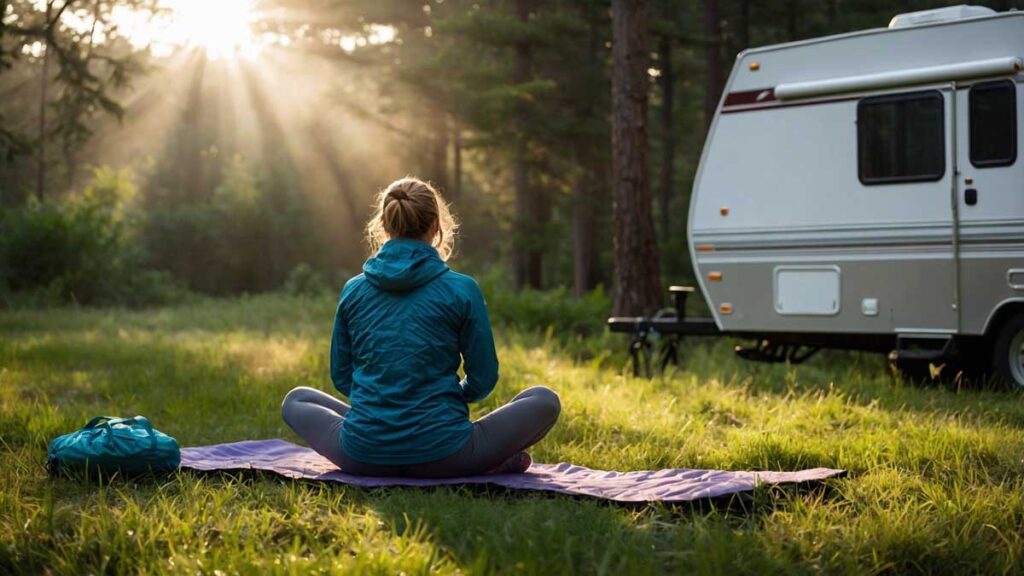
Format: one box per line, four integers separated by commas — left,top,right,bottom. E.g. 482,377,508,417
992,313,1024,390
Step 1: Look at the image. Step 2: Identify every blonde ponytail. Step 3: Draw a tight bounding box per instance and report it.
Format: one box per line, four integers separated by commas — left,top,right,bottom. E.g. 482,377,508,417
365,177,458,261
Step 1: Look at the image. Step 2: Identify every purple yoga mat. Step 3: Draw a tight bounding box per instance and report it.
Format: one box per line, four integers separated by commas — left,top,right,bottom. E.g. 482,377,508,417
180,440,845,503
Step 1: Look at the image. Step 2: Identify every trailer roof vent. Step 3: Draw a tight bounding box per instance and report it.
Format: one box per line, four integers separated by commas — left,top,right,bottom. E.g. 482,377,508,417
889,5,996,28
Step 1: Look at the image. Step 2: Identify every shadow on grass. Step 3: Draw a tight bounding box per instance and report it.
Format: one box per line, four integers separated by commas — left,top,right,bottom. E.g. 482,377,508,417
355,471,856,574
18,464,755,574
0,333,316,450
674,339,1024,429
359,480,794,573
549,394,844,474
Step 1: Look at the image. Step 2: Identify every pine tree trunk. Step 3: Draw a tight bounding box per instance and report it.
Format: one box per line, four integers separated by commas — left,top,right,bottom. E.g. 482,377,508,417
452,119,462,202
60,0,102,190
431,113,448,194
573,16,601,298
35,1,53,201
703,0,723,133
511,0,537,290
786,0,801,41
512,139,529,290
826,0,838,30
526,180,546,288
182,56,207,201
658,33,675,239
611,0,663,316
572,173,595,298
738,0,751,51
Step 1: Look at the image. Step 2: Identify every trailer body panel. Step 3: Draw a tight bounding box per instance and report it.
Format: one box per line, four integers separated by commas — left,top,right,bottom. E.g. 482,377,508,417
690,8,1024,339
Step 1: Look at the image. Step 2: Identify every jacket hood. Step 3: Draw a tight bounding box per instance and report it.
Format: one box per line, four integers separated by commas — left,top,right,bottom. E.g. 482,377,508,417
363,238,449,292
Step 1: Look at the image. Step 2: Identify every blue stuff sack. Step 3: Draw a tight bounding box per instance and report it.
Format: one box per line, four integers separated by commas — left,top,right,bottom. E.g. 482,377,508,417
47,416,181,476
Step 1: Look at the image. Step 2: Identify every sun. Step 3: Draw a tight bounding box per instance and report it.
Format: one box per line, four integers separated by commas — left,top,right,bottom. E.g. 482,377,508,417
111,0,262,59
162,0,259,59
111,0,392,61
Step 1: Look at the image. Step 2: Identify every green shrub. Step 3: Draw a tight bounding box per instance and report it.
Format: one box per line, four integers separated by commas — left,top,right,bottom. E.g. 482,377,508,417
283,263,331,297
139,156,325,295
478,268,611,336
0,168,184,307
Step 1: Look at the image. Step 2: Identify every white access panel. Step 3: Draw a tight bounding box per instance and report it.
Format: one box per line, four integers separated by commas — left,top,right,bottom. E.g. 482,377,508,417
774,266,842,316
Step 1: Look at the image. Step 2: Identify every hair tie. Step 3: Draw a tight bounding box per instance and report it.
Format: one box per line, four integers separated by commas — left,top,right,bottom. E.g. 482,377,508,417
389,189,409,201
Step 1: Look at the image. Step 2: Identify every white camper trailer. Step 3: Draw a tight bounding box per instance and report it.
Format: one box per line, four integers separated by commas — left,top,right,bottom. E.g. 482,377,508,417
612,6,1024,387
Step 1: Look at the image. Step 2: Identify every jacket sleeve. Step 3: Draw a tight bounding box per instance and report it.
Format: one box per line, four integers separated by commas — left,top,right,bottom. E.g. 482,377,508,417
458,280,499,403
330,295,353,397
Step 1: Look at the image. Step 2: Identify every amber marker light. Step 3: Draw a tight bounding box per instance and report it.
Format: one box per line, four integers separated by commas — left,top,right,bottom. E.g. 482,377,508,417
708,272,723,281
697,244,715,253
719,303,733,314
749,61,760,71
720,207,729,216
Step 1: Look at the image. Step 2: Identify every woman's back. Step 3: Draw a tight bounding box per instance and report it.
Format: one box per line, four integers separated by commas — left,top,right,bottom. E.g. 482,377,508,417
332,238,498,465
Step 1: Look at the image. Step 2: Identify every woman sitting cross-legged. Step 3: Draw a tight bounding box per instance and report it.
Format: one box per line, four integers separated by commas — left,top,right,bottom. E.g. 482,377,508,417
281,177,560,477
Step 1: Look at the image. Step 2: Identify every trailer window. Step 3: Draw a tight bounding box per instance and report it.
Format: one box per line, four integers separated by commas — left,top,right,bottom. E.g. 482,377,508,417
858,91,945,185
970,80,1017,168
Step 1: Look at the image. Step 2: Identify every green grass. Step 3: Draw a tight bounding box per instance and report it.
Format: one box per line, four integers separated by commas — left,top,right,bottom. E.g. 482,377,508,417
2,294,1024,574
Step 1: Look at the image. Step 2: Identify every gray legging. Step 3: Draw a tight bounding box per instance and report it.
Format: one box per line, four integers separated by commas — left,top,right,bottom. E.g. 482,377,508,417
281,386,561,478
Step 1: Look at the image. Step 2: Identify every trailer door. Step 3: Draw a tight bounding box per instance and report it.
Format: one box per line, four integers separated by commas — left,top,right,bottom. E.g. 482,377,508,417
857,89,958,333
953,78,1024,334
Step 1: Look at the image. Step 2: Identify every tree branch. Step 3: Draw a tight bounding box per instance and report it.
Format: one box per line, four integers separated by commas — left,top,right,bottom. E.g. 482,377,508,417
48,0,76,29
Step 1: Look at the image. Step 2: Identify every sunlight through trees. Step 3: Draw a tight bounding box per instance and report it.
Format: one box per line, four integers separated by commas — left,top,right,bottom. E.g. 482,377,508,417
2,0,996,303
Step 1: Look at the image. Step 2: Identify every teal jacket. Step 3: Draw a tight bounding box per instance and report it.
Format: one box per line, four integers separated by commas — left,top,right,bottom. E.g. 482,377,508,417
330,238,499,465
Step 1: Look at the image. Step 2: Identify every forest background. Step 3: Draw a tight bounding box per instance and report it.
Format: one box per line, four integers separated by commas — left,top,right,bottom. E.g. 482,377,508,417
0,0,1000,315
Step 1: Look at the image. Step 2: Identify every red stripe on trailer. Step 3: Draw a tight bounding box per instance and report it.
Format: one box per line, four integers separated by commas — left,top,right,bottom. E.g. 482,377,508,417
722,88,777,107
720,92,861,114
720,82,982,115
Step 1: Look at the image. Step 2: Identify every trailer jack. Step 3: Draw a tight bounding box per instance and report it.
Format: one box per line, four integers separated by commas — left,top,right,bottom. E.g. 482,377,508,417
609,286,722,378
734,340,821,364
626,325,683,378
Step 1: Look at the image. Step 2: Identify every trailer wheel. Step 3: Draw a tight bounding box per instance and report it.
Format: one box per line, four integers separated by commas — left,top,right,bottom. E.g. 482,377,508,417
992,313,1024,390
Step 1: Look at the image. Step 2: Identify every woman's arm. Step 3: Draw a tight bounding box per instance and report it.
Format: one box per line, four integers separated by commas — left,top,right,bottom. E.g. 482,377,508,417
330,296,353,397
458,280,499,402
